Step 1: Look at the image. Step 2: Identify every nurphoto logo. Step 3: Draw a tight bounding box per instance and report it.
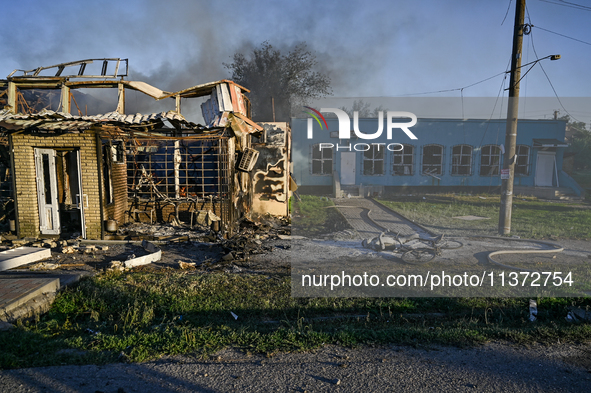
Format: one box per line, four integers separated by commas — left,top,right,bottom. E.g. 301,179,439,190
304,107,418,152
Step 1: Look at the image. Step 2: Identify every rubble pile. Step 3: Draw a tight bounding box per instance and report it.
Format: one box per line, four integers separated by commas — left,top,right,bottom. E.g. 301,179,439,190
217,216,290,262
112,222,208,242
0,213,291,272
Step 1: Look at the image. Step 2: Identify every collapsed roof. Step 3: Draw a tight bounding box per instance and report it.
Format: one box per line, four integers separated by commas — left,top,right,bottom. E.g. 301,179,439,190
0,58,262,134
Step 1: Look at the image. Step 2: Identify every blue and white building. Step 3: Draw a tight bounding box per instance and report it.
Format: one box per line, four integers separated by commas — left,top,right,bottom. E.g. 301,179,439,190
291,116,583,198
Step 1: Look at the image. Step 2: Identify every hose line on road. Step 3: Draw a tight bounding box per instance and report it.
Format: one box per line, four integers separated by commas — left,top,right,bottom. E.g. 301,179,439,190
475,235,564,272
339,199,565,272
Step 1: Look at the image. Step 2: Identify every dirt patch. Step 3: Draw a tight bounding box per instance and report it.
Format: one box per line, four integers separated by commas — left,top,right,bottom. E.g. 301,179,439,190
563,346,591,372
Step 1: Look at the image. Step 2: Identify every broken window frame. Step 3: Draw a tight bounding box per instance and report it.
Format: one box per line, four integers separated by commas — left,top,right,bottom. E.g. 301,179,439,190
421,144,444,176
515,145,530,176
363,144,384,176
127,135,231,201
103,140,124,205
103,144,114,205
311,144,333,175
480,144,501,176
112,141,125,163
392,144,414,176
451,144,473,176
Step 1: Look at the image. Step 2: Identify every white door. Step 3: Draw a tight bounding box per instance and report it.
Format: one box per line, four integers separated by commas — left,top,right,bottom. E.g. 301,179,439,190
34,148,60,235
535,151,555,187
340,152,356,185
75,150,87,239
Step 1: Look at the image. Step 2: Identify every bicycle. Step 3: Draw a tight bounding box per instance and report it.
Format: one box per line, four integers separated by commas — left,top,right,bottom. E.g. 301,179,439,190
362,232,462,264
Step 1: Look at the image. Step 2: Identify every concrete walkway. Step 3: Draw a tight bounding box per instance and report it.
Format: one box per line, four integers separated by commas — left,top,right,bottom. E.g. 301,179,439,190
0,272,88,324
332,197,430,239
0,277,59,322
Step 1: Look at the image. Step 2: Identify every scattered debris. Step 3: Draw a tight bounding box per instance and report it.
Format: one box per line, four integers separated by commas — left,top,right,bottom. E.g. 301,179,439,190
61,246,76,254
529,299,538,322
566,307,591,322
29,262,59,271
178,261,197,269
230,311,239,320
108,261,125,271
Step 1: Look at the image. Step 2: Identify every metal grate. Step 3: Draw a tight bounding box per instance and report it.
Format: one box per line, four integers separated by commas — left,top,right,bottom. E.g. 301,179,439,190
127,137,230,201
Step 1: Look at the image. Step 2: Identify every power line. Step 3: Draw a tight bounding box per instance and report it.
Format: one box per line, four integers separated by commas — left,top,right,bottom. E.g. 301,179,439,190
478,59,511,150
395,71,507,97
559,0,591,11
538,0,591,11
528,27,584,123
502,0,513,25
534,25,591,46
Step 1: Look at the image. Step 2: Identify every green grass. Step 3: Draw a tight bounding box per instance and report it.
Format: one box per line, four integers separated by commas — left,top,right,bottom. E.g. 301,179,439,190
571,170,591,199
377,194,591,239
292,195,350,235
1,270,590,369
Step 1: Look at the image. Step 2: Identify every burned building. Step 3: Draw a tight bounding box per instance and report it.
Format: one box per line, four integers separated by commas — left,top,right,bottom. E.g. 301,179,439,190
251,122,291,217
0,58,284,239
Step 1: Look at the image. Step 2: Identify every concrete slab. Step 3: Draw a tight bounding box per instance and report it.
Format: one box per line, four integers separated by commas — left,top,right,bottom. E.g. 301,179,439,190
0,247,52,271
0,277,59,321
0,271,89,287
124,240,161,268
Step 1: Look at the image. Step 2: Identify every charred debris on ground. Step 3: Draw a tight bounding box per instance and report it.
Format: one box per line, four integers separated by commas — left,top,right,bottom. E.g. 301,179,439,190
0,214,290,273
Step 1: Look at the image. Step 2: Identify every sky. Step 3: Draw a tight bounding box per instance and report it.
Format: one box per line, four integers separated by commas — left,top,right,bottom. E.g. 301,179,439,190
1,0,590,124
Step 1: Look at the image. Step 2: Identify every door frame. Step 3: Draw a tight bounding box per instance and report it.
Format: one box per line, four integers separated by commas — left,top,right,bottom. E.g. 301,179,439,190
34,148,60,235
340,152,356,185
535,150,555,187
34,148,87,238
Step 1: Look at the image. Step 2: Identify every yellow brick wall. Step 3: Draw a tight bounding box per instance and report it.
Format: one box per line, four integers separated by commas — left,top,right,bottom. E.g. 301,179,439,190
103,159,128,225
11,131,102,239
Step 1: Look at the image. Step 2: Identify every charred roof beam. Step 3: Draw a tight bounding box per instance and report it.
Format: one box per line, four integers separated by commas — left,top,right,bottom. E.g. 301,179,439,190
7,58,128,79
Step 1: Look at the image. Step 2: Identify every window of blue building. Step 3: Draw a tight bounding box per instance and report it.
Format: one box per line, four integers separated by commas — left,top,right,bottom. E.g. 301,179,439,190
451,144,473,175
392,144,414,175
480,145,501,176
311,144,332,175
515,145,530,176
422,144,444,175
363,145,384,175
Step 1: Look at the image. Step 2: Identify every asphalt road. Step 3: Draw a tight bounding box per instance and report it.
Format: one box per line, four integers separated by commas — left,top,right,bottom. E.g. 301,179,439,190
1,342,590,392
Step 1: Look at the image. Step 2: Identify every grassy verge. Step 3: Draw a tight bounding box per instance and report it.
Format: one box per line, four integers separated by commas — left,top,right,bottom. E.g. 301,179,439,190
377,194,591,239
1,270,590,369
292,195,350,235
571,170,591,199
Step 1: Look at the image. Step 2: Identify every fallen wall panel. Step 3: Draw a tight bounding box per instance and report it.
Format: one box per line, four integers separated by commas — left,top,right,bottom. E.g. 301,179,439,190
0,247,52,271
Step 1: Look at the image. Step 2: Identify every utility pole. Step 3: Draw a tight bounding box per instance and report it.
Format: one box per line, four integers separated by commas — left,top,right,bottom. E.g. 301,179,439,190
499,0,526,235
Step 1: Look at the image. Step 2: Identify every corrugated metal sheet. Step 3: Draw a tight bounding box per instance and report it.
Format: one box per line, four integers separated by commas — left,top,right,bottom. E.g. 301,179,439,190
0,109,200,131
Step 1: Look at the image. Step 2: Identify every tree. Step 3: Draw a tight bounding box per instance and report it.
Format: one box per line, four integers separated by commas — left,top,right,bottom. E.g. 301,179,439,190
561,114,591,173
224,42,331,122
338,99,386,118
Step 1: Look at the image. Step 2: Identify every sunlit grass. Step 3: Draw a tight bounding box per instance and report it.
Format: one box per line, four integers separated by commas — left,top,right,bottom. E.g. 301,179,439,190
1,271,589,369
377,194,591,239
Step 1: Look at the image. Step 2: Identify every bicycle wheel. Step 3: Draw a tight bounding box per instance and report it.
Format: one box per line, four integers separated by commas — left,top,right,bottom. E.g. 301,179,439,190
437,239,463,250
401,248,436,264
